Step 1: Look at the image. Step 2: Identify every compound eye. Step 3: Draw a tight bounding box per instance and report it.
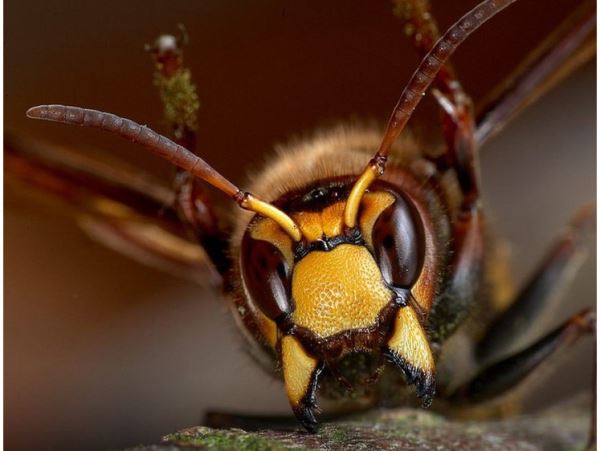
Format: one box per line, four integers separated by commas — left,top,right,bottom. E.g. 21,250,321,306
241,234,293,322
371,193,425,288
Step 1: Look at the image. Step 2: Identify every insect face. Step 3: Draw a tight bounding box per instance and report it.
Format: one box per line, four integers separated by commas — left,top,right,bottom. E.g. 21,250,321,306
239,177,429,364
231,132,447,429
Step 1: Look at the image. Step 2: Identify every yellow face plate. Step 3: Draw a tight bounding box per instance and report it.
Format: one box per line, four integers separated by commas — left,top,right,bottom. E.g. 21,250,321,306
243,190,432,347
291,244,392,338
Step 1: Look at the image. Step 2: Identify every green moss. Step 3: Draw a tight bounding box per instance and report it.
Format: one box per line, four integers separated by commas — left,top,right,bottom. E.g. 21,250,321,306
153,68,200,139
163,427,296,450
323,425,349,443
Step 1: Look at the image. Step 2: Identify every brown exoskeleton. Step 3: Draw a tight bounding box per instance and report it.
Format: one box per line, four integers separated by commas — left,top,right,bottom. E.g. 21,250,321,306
6,0,596,437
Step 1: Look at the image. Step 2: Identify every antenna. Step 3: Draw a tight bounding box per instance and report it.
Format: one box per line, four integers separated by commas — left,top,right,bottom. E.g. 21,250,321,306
344,0,517,228
26,105,302,241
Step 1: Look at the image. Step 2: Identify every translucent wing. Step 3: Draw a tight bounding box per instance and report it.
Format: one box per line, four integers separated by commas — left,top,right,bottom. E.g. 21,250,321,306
5,132,221,286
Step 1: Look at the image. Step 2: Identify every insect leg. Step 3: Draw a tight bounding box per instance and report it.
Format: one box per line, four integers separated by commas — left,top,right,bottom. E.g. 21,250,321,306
148,28,231,274
475,1,596,145
476,205,594,364
428,206,485,344
280,335,323,432
449,308,595,405
395,0,480,205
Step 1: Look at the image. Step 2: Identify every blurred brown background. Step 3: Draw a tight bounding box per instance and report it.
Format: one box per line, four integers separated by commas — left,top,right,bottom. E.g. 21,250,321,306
5,1,596,449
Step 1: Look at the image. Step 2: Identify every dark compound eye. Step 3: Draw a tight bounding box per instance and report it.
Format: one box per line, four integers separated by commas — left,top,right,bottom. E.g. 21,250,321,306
371,193,425,288
241,234,293,322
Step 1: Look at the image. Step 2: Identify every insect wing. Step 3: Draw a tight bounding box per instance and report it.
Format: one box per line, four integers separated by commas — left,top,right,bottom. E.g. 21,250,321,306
5,133,220,286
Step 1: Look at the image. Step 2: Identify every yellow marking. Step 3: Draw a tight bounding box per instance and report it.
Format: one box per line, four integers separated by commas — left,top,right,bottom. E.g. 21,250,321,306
291,244,392,338
242,194,302,241
90,198,206,262
487,241,515,312
292,211,323,242
256,194,392,252
123,222,206,261
256,310,278,348
292,202,346,243
250,218,294,265
411,278,434,314
407,198,437,314
281,335,318,407
321,201,345,237
359,192,396,248
91,198,138,220
344,163,379,227
388,306,434,374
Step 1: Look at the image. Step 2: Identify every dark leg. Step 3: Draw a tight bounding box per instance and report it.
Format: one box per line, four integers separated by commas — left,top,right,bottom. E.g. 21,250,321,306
395,0,480,205
428,209,484,344
172,169,231,274
433,89,479,207
450,308,595,404
148,28,231,273
419,100,482,345
476,206,595,363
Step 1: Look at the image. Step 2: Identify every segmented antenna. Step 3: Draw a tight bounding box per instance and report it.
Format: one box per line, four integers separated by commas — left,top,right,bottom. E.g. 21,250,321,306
344,0,518,228
26,105,302,241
